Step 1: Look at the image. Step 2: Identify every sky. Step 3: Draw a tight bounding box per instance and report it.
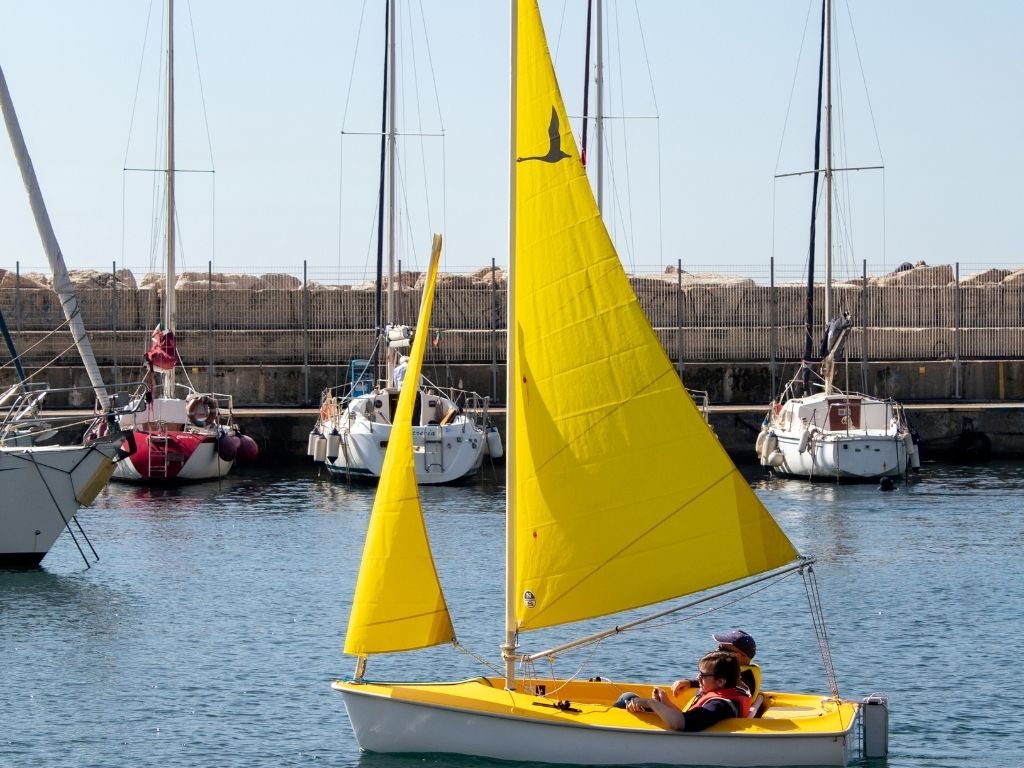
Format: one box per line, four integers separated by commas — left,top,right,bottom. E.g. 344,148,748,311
1,1,1022,284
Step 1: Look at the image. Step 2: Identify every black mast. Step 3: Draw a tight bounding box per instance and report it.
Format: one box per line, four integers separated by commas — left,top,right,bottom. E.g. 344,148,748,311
580,0,594,166
0,306,26,387
372,0,390,379
802,0,826,395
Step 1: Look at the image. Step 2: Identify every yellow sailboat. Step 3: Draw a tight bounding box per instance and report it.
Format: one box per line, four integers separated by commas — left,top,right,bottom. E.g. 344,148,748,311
333,3,888,765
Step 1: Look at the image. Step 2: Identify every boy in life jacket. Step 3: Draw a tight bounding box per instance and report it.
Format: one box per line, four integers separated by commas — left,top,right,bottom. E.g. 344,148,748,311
623,650,750,731
670,629,759,699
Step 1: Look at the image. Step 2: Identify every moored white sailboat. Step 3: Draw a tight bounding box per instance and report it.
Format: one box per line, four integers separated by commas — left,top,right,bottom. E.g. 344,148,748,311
757,0,915,481
331,3,888,765
1,59,128,566
110,0,256,483
308,1,493,485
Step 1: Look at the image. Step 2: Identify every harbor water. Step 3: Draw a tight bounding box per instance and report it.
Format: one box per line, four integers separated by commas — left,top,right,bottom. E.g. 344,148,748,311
2,460,1022,768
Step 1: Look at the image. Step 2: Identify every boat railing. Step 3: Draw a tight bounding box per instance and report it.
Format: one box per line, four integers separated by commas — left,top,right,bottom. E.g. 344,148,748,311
172,383,236,426
1,381,147,446
686,389,711,424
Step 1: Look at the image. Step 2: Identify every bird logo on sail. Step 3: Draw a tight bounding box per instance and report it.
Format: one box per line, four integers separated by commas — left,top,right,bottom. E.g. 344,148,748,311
517,107,571,164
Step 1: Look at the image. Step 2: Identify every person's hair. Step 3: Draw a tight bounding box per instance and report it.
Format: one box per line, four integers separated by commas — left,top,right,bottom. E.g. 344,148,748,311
698,650,740,688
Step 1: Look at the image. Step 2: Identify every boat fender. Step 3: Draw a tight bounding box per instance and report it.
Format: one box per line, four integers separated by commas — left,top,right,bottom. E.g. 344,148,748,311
326,432,341,459
312,435,328,463
764,432,778,456
187,395,219,428
307,431,320,456
486,425,504,459
754,428,768,456
797,427,814,454
217,432,240,461
237,433,259,463
767,449,785,468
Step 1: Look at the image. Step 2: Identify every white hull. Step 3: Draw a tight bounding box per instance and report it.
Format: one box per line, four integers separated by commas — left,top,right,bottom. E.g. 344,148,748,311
337,685,858,767
314,389,486,485
0,438,121,566
772,430,907,479
759,392,914,481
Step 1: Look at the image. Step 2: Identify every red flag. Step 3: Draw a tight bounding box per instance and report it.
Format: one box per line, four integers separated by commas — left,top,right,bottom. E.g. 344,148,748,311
432,330,441,348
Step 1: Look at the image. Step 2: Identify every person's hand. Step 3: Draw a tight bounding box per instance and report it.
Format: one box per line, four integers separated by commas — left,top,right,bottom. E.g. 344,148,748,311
670,679,692,697
625,696,651,713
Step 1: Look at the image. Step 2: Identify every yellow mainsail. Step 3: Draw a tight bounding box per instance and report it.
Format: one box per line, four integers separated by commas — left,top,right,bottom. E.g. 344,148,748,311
344,234,454,655
512,0,798,632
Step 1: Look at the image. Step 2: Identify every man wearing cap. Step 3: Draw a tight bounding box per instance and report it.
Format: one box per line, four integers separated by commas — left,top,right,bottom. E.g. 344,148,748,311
670,629,759,700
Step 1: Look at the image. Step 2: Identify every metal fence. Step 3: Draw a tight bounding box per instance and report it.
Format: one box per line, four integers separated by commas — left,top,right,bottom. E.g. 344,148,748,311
2,260,1023,374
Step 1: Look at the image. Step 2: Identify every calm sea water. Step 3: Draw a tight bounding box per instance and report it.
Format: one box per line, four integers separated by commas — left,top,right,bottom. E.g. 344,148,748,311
2,459,1022,768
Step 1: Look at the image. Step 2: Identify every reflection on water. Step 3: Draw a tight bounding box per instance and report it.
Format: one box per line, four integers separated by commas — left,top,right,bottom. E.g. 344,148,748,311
2,462,1023,767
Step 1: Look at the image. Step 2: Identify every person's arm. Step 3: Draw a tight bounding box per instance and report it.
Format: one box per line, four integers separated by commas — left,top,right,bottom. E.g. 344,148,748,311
670,678,695,697
625,687,686,730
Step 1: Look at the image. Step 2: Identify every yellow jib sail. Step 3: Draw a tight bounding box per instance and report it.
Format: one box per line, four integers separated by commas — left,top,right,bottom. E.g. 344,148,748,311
513,1,798,632
344,234,455,655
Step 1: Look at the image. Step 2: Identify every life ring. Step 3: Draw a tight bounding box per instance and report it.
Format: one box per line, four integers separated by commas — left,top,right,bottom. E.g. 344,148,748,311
320,398,336,422
188,395,219,428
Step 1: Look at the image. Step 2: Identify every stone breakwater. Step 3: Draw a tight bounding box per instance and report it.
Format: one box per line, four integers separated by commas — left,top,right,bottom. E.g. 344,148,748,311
3,263,1024,405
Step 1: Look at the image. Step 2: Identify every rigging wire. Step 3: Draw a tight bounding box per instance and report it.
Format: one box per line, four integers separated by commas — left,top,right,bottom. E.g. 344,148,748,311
802,564,841,699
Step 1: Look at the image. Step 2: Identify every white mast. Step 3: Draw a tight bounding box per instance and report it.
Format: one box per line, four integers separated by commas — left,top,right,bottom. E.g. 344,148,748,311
594,0,604,213
503,0,519,692
0,63,111,410
164,0,177,399
385,0,398,383
823,0,834,394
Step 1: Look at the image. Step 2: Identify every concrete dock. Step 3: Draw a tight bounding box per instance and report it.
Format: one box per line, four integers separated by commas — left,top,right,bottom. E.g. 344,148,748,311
234,402,1024,467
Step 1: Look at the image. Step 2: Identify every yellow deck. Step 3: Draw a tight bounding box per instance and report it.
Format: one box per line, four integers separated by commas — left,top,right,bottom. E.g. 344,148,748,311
335,676,860,737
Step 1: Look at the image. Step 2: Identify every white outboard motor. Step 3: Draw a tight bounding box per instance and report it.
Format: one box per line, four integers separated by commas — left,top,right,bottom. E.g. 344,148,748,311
861,695,889,759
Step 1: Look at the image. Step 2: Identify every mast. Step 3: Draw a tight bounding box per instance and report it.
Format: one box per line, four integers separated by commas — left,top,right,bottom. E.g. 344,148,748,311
0,63,111,410
164,0,177,399
824,0,833,329
801,0,826,396
823,0,834,394
594,0,604,212
373,1,390,380
503,0,519,692
580,0,593,166
385,0,398,384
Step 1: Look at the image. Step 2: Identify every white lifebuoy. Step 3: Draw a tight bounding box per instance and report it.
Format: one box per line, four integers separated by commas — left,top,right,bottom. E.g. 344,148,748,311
187,395,219,428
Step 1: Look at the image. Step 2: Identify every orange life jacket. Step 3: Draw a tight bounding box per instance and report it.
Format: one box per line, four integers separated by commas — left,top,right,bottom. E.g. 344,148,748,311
686,686,751,718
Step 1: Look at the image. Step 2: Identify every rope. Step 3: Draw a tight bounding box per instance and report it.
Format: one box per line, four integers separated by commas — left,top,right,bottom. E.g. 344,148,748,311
802,563,840,698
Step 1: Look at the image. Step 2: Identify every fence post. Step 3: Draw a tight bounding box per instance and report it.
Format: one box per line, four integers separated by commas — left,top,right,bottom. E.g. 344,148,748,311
207,261,215,392
769,257,777,397
14,261,21,335
491,258,498,402
954,262,961,399
303,260,310,406
676,258,684,380
861,259,868,393
112,261,119,385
